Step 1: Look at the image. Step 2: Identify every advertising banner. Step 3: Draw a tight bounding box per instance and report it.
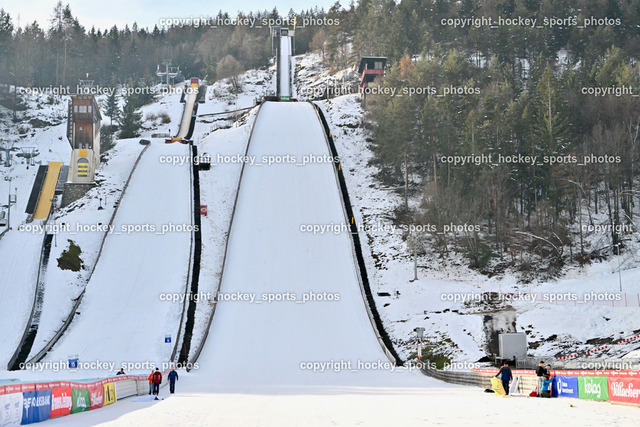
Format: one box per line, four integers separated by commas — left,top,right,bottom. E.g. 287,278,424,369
553,370,640,377
0,393,23,426
608,377,640,405
103,383,116,406
578,376,609,401
88,384,104,410
71,388,90,414
21,390,51,424
50,387,72,418
553,376,579,398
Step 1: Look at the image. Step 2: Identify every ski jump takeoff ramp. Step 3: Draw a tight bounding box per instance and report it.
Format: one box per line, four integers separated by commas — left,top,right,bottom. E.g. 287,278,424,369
33,161,63,220
196,101,411,387
175,79,199,139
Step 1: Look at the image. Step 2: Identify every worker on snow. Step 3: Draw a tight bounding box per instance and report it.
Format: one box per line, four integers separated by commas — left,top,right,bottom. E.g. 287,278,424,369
168,368,179,394
495,363,513,395
148,370,155,395
535,361,547,397
152,368,163,395
540,367,554,398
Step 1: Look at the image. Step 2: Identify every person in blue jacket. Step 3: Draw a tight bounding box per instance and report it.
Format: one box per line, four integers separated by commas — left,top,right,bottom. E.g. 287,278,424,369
540,376,553,397
168,368,179,394
495,363,513,395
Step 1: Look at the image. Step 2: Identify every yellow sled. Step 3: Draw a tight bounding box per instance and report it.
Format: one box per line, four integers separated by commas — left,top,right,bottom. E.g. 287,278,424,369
491,377,507,396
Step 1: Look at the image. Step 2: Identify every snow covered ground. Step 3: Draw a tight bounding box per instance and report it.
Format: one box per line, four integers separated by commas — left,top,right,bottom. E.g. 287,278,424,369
0,230,42,366
39,98,640,427
195,64,273,127
178,65,272,359
1,48,640,425
20,93,637,426
42,374,640,426
314,86,640,363
187,109,257,360
26,140,146,362
38,141,192,375
0,84,188,375
0,93,71,368
195,101,395,385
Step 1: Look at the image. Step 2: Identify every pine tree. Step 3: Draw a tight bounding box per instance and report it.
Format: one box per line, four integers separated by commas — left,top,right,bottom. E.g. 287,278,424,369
119,92,142,138
0,9,14,78
105,86,121,128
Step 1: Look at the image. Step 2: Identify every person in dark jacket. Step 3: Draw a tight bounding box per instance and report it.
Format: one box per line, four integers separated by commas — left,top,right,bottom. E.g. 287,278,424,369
116,368,125,375
535,361,547,397
168,368,179,394
495,363,513,395
152,368,162,395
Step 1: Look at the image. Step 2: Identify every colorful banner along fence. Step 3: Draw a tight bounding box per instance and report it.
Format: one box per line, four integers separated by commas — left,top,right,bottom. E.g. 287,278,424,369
22,390,51,424
472,368,639,406
0,367,174,425
89,384,104,410
608,377,640,405
71,388,90,413
578,376,609,401
553,376,579,398
0,392,23,425
50,387,72,418
103,383,116,406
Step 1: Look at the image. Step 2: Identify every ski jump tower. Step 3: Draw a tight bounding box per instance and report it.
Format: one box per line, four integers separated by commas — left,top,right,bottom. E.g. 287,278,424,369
66,95,101,183
60,93,102,207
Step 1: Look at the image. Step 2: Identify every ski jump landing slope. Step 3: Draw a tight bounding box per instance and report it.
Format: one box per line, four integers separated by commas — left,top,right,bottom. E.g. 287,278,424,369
196,101,406,387
44,142,192,370
0,233,41,367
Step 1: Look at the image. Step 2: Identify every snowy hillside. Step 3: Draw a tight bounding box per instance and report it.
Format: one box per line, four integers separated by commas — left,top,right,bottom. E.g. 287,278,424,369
3,51,640,382
297,56,640,365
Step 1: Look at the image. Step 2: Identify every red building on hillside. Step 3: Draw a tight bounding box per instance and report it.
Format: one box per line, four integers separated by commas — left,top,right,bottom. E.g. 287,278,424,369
358,56,387,107
358,56,387,90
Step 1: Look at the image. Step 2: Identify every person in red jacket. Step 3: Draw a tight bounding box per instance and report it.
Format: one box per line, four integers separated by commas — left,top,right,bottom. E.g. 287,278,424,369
147,370,154,395
152,368,162,395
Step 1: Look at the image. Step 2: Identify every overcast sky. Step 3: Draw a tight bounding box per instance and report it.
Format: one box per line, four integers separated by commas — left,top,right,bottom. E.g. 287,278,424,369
1,0,340,31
